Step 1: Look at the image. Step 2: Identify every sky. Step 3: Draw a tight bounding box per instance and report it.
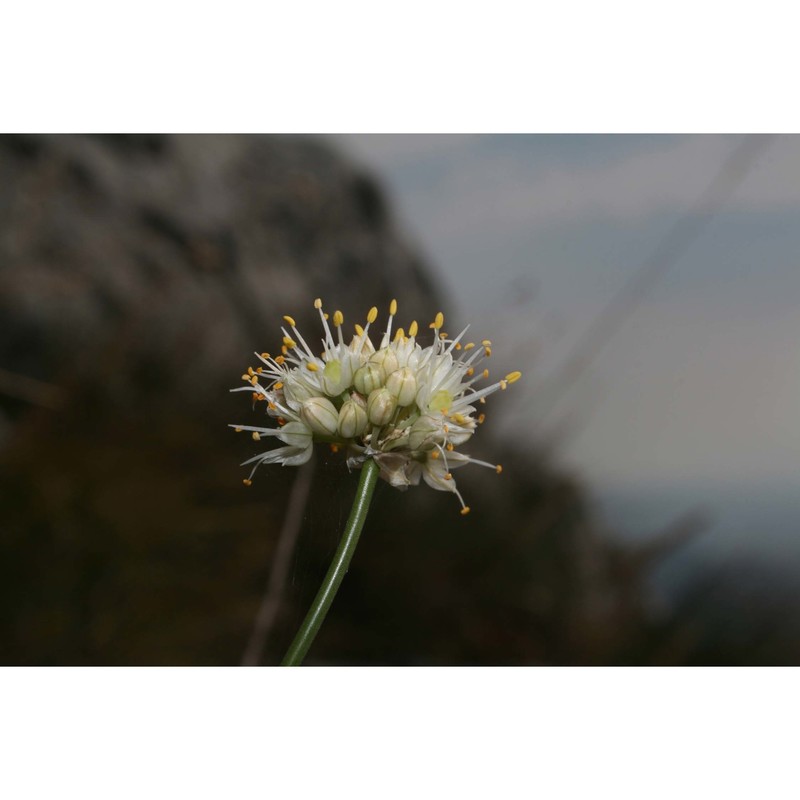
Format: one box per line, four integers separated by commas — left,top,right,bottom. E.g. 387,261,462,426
329,135,800,503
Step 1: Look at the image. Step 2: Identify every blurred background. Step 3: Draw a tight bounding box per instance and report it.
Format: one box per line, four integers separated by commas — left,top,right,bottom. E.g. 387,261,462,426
1,133,798,665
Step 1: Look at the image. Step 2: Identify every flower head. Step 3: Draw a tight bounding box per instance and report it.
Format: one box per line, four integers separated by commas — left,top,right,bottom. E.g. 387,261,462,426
231,299,522,514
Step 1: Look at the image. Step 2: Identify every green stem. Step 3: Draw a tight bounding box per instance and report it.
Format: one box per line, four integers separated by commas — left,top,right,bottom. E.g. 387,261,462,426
280,458,380,666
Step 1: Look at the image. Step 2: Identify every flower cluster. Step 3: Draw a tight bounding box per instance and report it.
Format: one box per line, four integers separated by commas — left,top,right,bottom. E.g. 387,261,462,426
231,299,521,514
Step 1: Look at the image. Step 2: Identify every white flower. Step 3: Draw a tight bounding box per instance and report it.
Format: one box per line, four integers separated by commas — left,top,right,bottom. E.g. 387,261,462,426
231,298,521,514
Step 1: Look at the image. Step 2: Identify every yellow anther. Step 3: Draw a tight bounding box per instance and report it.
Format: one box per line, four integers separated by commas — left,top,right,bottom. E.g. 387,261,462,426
443,424,449,433
484,347,492,357
250,376,259,386
430,450,440,459
389,299,397,316
495,465,503,474
274,381,284,390
281,345,288,355
478,413,486,424
283,337,296,348
430,311,444,329
464,342,475,350
306,362,319,372
251,393,260,402
479,397,486,404
505,370,522,384
460,506,471,516
446,443,454,452
247,367,255,376
367,306,378,324
466,367,474,377
500,380,508,390
409,321,419,337
283,315,296,327
275,355,285,365
455,343,462,350
256,367,263,374
333,310,344,327
481,339,492,346
439,332,448,339
243,479,252,487
324,313,329,320
261,352,270,359
267,402,277,411
234,427,243,433
444,473,452,481
330,443,340,453
252,432,261,441
354,323,365,336
241,374,250,382
314,298,322,309
394,327,405,342
452,413,467,425
482,369,489,379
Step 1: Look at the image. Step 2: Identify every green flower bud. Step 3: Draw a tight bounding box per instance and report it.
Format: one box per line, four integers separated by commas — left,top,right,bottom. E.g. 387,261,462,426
385,366,417,407
367,388,397,426
299,397,340,437
353,363,385,395
370,347,399,377
338,399,369,439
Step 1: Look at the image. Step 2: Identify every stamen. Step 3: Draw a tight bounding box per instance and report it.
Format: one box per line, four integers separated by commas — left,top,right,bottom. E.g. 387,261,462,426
306,363,319,372
495,465,503,474
252,432,261,441
460,507,471,516
409,320,419,337
389,299,397,316
243,479,252,487
283,315,296,326
314,298,322,309
367,306,378,324
334,310,344,327
505,371,522,384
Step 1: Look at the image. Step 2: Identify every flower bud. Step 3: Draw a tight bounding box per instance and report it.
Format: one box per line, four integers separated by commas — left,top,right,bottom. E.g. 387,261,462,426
384,366,417,407
367,388,397,426
409,414,444,451
299,397,340,437
353,363,385,395
370,347,399,377
338,399,368,439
